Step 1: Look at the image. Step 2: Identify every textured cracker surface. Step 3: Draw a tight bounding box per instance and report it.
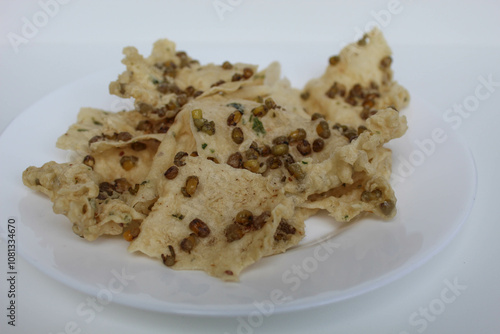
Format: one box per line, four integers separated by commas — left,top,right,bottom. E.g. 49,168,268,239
23,28,409,280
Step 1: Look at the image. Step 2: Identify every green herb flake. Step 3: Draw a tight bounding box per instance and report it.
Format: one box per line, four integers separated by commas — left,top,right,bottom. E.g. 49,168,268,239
77,128,88,132
226,102,244,114
92,117,103,126
301,161,308,164
251,115,266,136
202,143,208,150
210,149,215,153
172,213,185,220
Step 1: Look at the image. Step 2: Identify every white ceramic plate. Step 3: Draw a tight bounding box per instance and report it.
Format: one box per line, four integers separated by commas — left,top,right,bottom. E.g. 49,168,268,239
0,68,476,316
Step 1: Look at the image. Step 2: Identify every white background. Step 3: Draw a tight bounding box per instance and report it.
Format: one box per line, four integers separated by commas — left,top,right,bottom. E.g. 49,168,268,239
1,0,499,333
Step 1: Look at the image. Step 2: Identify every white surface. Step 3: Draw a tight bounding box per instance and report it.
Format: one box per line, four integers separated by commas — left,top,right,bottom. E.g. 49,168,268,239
0,68,477,316
0,1,499,333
